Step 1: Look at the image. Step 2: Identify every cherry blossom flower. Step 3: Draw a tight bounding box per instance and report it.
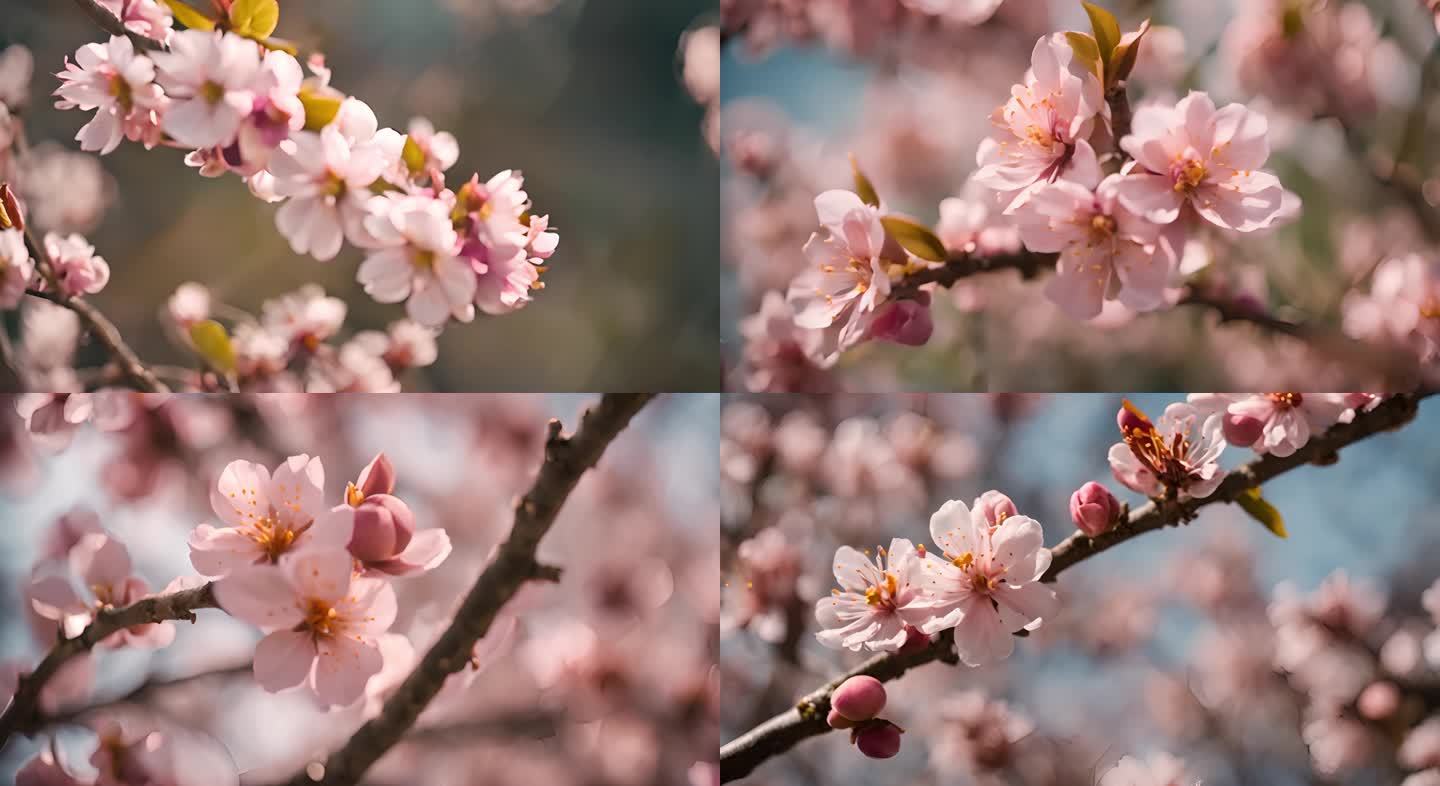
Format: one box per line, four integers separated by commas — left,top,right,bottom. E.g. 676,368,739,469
1110,401,1227,499
43,232,110,297
1188,393,1351,457
344,453,451,576
152,31,261,150
350,320,439,371
1114,92,1286,232
1015,164,1182,319
929,690,1033,775
973,34,1105,211
0,227,33,308
358,194,477,327
738,291,829,390
268,125,392,261
234,50,306,173
0,44,34,109
95,0,174,42
261,284,347,352
814,539,932,652
188,455,355,577
28,533,175,648
215,548,397,708
309,341,400,393
403,117,460,174
912,497,1057,666
16,392,134,450
53,36,166,155
1099,753,1197,786
1342,254,1440,361
786,190,897,365
936,177,1021,257
166,281,211,329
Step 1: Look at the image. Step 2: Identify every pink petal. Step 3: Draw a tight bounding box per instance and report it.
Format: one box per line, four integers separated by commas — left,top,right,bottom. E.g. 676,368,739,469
1211,103,1269,172
283,549,353,606
268,454,326,531
253,630,316,693
214,564,303,630
313,634,383,708
28,575,84,619
392,528,451,573
953,599,1014,667
995,582,1059,632
68,533,131,589
928,500,977,560
1110,174,1185,224
300,506,356,555
341,577,397,635
210,460,272,529
988,515,1048,581
188,524,262,578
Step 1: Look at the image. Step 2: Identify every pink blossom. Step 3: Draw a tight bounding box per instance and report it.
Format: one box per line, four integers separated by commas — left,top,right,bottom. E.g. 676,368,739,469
738,291,830,390
268,125,392,261
188,455,355,577
16,392,134,450
214,548,396,708
261,284,346,351
786,190,895,365
343,452,451,576
95,0,174,42
359,194,477,327
831,675,887,721
866,296,933,346
0,44,34,109
973,34,1105,211
1114,92,1286,232
1109,401,1227,499
350,320,439,371
0,227,33,308
28,532,175,648
43,233,109,297
309,341,401,393
1016,167,1182,319
814,539,933,652
152,31,261,150
1189,393,1351,457
1070,481,1120,536
913,498,1057,666
929,690,1033,774
54,36,166,155
166,281,211,329
1342,254,1440,360
234,50,305,173
936,177,1021,257
404,117,460,173
1099,753,1197,786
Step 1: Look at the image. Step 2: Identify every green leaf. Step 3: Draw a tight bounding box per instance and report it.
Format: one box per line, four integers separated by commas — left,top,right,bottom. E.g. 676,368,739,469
160,0,217,31
880,216,947,263
1236,487,1288,539
1110,19,1151,84
189,320,236,375
1082,2,1121,70
298,89,343,131
229,0,281,39
1063,32,1103,82
402,135,426,174
851,154,881,208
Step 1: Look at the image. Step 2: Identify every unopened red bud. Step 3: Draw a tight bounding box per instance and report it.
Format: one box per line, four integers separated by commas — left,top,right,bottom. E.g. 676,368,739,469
851,719,902,759
826,709,855,729
832,675,886,722
1221,413,1264,447
1069,481,1120,536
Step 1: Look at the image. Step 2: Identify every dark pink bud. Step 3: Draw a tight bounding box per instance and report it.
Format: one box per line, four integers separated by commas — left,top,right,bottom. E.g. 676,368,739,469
348,494,415,562
867,298,933,347
1221,413,1264,447
826,709,855,729
852,720,902,759
1116,400,1152,436
832,676,887,722
899,626,930,653
355,453,397,497
1069,481,1119,536
975,490,1018,526
1357,681,1399,720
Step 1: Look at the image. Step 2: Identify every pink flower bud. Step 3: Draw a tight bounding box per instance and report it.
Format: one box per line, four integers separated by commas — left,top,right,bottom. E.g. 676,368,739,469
348,494,415,562
1357,681,1400,720
851,720,902,759
355,453,397,498
826,709,855,729
1069,481,1119,536
1221,413,1264,447
1117,400,1152,436
975,490,1018,526
867,298,933,347
832,676,887,722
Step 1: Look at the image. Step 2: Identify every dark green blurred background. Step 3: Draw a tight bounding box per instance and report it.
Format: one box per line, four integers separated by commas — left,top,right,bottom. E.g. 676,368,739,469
1,0,717,391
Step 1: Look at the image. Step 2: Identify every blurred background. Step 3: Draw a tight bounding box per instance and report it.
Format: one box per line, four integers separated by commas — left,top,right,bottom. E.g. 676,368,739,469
721,0,1440,391
722,393,1440,785
0,0,719,391
0,392,719,785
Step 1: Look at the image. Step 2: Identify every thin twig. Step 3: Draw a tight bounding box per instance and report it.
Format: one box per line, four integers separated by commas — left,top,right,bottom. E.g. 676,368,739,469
19,227,170,392
70,0,169,51
275,393,657,786
890,249,1054,299
718,391,1432,782
0,581,218,746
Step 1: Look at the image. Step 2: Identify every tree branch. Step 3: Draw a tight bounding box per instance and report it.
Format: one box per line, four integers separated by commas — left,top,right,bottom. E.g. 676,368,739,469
889,249,1054,300
0,581,218,747
70,0,169,52
276,393,657,786
718,392,1432,783
18,224,171,392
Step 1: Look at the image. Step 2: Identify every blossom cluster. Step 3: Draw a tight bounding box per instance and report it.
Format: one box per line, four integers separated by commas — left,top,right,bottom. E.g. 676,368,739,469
50,22,557,330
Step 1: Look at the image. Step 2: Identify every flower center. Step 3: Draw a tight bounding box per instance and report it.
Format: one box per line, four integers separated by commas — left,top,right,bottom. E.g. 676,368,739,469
1121,403,1200,491
250,514,299,562
200,80,226,105
302,598,340,637
345,481,365,507
1420,298,1440,319
863,572,899,608
320,171,346,198
107,72,134,110
1172,158,1207,192
91,584,116,608
1267,392,1303,408
1088,213,1117,244
412,248,437,271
